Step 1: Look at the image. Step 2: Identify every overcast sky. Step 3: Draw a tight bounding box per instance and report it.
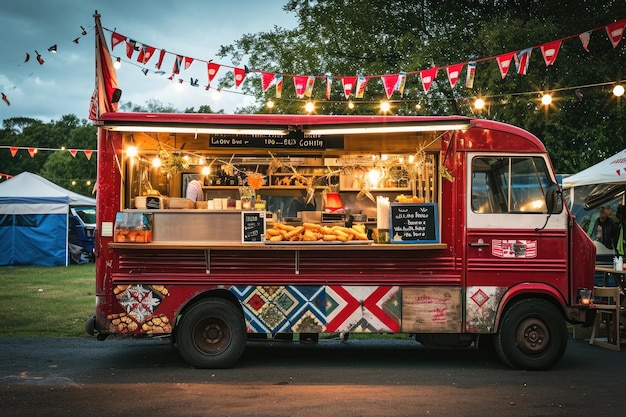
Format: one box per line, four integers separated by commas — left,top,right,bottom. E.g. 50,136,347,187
0,1,296,125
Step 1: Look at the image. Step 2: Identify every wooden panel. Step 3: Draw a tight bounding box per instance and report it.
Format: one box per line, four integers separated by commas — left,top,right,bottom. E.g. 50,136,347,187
401,287,462,333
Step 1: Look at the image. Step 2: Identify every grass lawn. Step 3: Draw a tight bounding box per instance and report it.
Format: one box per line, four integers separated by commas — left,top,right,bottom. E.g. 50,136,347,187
0,263,96,337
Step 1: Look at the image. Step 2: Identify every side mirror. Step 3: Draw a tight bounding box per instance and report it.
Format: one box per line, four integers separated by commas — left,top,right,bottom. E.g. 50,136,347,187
545,183,563,214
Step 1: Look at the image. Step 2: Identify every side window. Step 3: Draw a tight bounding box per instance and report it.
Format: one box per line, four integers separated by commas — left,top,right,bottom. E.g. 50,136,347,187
471,156,553,214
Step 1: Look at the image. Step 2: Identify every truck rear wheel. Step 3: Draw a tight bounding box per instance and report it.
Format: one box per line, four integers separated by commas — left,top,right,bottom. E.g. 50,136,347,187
177,298,246,369
495,298,567,370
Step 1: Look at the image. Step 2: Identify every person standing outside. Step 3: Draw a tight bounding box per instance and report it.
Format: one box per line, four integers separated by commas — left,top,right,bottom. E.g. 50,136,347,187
590,206,619,250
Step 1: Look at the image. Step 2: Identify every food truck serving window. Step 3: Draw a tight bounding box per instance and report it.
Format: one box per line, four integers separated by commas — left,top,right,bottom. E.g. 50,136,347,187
471,156,553,214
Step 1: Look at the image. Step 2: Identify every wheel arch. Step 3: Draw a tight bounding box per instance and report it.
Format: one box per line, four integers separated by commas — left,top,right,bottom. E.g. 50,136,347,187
493,283,567,332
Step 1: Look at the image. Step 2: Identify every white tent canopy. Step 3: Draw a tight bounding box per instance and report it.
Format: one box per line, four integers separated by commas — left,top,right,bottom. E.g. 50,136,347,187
562,149,626,189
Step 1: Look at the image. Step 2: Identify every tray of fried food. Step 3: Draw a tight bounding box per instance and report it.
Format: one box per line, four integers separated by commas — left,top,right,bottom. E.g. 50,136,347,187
265,222,371,244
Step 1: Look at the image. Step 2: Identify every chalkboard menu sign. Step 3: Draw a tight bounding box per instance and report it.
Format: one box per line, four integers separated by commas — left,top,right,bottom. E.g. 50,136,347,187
390,203,439,244
241,211,266,243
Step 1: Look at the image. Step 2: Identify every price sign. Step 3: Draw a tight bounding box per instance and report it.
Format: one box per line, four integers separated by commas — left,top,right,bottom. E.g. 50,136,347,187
389,203,439,244
241,211,266,243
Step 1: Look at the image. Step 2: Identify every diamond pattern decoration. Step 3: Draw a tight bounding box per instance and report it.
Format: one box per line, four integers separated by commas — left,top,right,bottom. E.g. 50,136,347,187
470,289,489,308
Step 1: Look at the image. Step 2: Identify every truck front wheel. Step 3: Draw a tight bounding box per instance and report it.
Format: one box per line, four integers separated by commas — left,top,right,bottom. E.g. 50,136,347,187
494,298,567,371
177,298,246,369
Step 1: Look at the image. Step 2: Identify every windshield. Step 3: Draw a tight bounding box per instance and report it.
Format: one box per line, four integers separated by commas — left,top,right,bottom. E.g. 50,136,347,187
73,207,96,225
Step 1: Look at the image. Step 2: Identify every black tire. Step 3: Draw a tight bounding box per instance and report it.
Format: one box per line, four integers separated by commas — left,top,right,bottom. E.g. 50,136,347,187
176,299,246,369
494,298,567,371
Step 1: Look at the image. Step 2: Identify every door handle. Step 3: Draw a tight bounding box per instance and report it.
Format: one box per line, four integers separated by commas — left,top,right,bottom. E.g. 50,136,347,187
469,239,490,248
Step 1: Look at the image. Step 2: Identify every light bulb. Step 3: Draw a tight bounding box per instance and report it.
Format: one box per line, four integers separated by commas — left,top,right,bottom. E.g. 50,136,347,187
266,100,275,109
380,101,390,113
113,57,121,69
126,146,138,158
201,166,211,176
474,98,485,110
541,94,552,106
304,101,315,113
152,156,161,168
613,84,625,97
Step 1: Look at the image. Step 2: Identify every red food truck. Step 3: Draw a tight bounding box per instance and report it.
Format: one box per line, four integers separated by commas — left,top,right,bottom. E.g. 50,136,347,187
85,112,595,370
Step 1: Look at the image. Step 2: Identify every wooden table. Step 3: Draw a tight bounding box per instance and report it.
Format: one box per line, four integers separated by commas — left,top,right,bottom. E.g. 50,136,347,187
595,265,626,294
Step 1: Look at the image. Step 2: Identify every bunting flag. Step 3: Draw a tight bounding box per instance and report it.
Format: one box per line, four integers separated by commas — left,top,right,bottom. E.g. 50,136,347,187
304,76,315,98
606,20,626,48
111,32,126,50
233,67,246,88
381,74,399,99
446,63,464,88
137,45,155,64
69,149,78,158
184,56,194,70
28,148,36,158
420,67,438,93
24,53,30,63
294,75,309,98
515,47,533,75
89,12,121,121
1,93,10,106
275,74,283,98
579,30,591,52
355,76,369,98
155,49,166,69
207,62,220,83
325,75,333,100
172,55,182,74
540,40,562,66
125,40,136,59
36,52,44,65
10,147,18,157
84,150,93,160
466,61,476,88
496,52,515,79
396,71,407,95
342,76,357,98
261,72,275,92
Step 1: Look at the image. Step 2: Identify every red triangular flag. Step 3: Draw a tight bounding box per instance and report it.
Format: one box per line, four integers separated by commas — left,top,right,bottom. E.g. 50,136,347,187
293,75,309,98
342,76,357,99
420,67,438,93
606,20,626,48
495,53,515,79
137,45,155,65
540,40,562,66
1,93,10,106
233,67,246,88
36,52,44,65
579,31,591,52
155,49,166,70
183,56,194,70
10,147,18,157
261,72,275,92
125,40,136,59
69,149,78,158
172,55,182,74
28,148,36,158
111,32,126,50
446,63,464,88
84,150,93,160
207,62,220,83
380,74,398,99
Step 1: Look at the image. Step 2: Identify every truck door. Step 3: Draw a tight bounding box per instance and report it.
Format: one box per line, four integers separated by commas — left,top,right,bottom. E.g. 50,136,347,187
464,154,568,332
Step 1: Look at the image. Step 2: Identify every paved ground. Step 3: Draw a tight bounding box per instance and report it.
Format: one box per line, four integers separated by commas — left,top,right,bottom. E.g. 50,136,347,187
1,335,625,416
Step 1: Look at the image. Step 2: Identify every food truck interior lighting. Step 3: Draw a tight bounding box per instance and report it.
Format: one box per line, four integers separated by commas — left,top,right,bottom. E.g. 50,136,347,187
107,125,289,136
305,122,470,136
366,168,382,188
324,192,344,213
126,145,138,158
152,155,162,168
201,165,211,176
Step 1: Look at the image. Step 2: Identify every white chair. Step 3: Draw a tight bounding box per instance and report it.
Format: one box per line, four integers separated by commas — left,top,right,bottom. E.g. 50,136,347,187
589,286,623,351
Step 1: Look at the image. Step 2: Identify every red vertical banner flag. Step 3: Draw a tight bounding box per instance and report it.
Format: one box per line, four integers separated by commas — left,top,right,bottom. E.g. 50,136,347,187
446,63,464,88
540,40,562,66
89,12,121,121
207,62,220,83
606,20,626,48
172,55,182,74
155,49,166,69
233,67,246,88
342,76,357,99
420,67,438,93
495,52,515,79
325,75,333,100
293,75,309,98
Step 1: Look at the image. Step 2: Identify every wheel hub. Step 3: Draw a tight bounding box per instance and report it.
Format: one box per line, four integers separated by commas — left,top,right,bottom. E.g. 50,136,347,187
517,318,549,354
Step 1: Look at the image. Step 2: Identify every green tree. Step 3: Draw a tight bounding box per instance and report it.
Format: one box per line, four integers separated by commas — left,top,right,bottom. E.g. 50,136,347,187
217,0,626,172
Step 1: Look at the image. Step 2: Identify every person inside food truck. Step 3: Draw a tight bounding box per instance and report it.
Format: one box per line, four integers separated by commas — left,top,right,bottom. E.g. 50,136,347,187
185,179,204,202
590,206,619,250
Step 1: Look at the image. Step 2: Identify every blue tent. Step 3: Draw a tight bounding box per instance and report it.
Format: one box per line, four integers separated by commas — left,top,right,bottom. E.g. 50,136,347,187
0,172,96,266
